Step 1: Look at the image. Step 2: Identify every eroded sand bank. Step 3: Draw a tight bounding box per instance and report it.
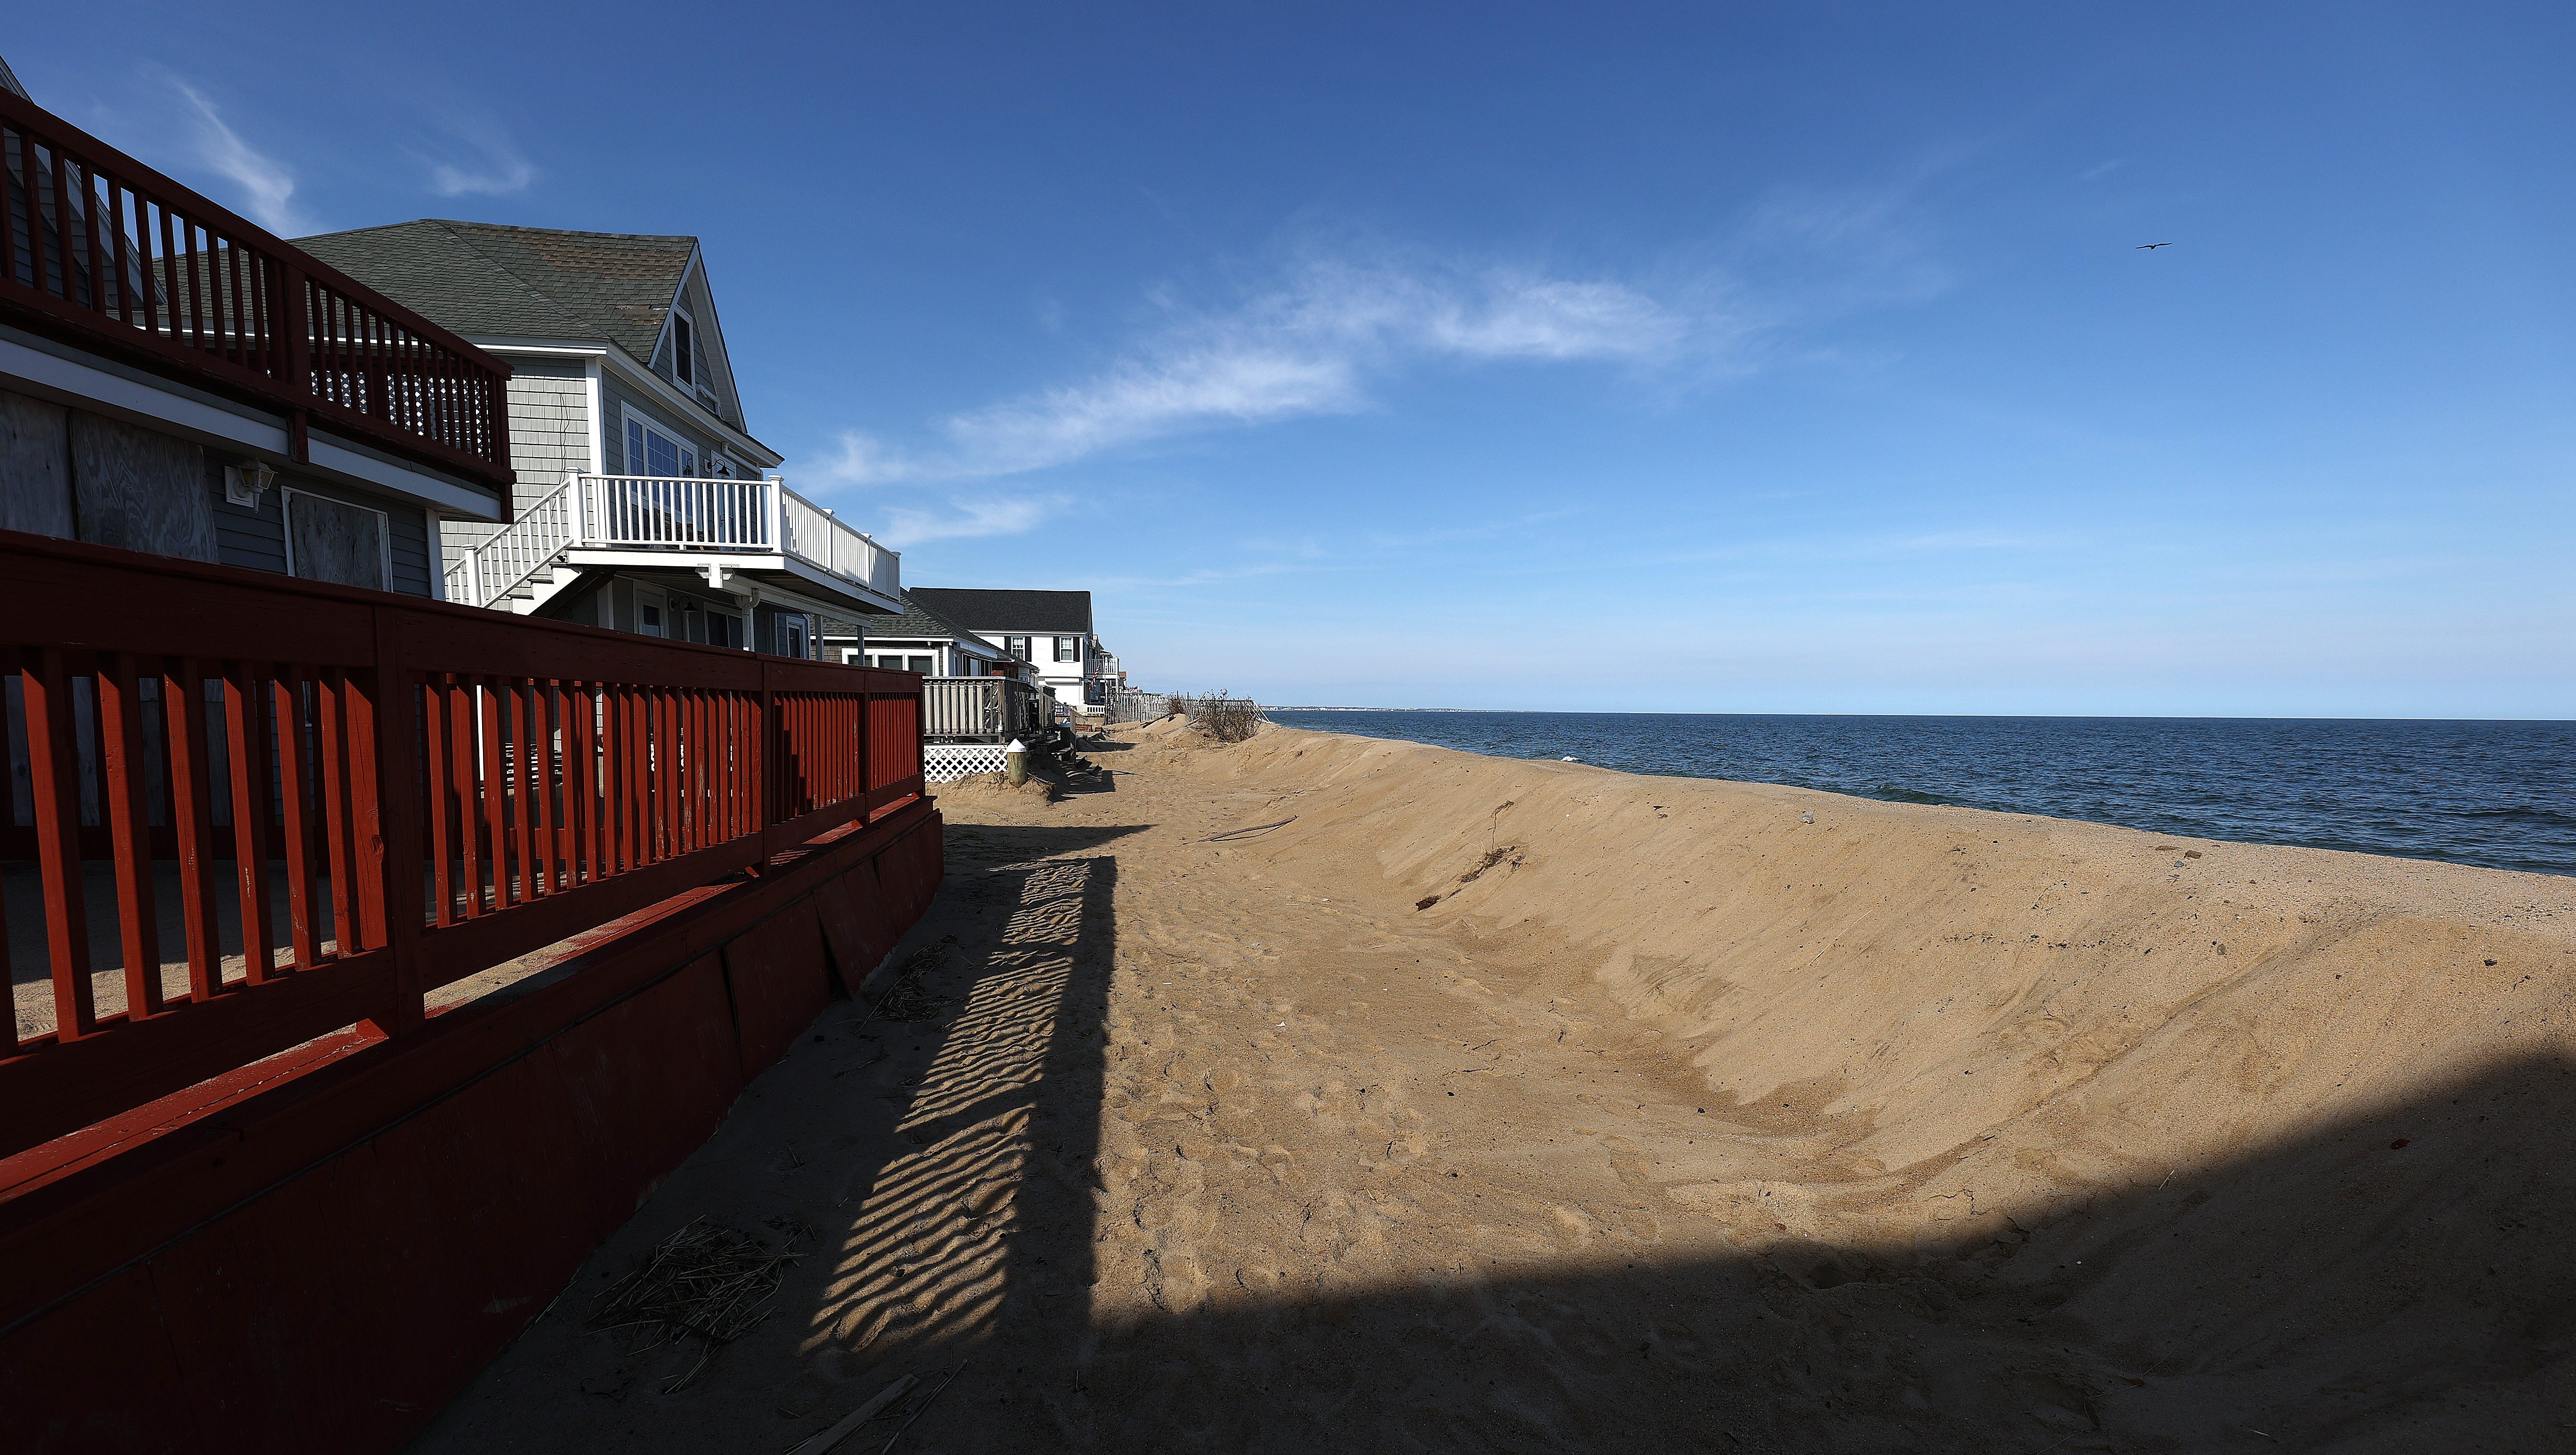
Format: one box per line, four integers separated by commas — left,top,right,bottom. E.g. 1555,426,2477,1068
412,723,2576,1453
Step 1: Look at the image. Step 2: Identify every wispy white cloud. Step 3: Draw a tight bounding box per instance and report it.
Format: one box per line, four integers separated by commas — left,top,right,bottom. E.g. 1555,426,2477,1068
165,79,304,233
812,179,1941,544
876,494,1071,546
813,430,922,489
418,116,537,197
821,245,1719,488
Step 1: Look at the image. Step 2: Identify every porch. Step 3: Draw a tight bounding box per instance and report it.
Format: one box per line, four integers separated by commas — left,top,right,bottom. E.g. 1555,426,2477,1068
443,473,903,617
0,527,938,1451
0,87,513,494
921,675,1057,781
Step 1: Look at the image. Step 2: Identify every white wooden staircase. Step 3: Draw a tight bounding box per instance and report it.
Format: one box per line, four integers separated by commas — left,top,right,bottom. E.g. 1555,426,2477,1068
444,473,902,615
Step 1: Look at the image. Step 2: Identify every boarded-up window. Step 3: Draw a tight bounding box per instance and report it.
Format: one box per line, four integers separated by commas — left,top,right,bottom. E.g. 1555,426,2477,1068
0,391,75,538
67,413,214,561
283,488,390,591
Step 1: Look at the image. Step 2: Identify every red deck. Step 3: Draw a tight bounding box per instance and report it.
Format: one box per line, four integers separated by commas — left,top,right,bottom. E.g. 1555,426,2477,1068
1,88,513,490
0,533,942,1450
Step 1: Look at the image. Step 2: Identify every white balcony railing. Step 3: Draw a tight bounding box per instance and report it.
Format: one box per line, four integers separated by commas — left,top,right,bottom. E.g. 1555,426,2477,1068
445,473,902,609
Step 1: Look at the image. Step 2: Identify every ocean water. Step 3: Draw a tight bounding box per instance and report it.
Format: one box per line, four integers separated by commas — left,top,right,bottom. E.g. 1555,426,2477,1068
1265,711,2576,877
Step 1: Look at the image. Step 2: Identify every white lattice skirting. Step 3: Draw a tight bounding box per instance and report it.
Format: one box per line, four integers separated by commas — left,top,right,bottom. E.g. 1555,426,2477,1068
924,743,1012,783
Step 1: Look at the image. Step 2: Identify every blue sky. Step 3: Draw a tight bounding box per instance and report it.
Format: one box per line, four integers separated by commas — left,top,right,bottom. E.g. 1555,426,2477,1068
14,4,2573,715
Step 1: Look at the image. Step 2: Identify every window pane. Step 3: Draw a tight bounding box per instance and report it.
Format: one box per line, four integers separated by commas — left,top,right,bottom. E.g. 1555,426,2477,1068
674,318,693,383
627,419,644,474
645,429,678,477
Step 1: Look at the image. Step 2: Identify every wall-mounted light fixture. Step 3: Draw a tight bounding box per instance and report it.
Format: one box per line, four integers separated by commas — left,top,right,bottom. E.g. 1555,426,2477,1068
223,460,276,510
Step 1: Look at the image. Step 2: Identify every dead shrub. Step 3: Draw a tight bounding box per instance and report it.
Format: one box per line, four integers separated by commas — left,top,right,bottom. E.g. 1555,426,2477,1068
1171,691,1264,744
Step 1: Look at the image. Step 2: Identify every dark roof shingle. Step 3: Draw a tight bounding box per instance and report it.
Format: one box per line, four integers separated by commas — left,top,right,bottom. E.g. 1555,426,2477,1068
907,588,1093,635
854,591,1002,647
295,219,693,365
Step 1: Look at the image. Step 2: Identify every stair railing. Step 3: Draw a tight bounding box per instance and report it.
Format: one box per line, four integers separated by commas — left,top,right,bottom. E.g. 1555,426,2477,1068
444,473,580,607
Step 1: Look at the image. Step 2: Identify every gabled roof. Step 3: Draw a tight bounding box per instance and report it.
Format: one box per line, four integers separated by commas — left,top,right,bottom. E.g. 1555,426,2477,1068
907,588,1093,635
0,53,30,102
295,219,694,368
858,591,1005,651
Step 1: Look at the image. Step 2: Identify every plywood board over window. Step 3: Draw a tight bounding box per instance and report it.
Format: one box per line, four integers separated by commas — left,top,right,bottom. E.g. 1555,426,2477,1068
283,487,392,591
69,414,215,561
0,391,75,537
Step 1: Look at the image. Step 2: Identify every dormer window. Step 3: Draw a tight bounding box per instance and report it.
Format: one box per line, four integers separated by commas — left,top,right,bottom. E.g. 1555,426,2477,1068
670,311,696,386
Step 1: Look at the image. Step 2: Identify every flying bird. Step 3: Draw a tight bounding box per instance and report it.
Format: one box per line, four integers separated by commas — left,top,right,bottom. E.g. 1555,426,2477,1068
2137,242,2172,249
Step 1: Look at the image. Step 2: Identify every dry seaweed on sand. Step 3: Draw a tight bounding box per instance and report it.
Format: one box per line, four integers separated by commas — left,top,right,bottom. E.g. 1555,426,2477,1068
871,944,951,1022
589,1219,801,1390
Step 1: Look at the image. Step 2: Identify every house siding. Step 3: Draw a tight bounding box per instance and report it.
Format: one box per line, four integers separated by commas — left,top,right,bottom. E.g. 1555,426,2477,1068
679,272,742,432
1,385,424,594
505,360,592,508
601,374,719,475
443,359,591,572
209,458,434,596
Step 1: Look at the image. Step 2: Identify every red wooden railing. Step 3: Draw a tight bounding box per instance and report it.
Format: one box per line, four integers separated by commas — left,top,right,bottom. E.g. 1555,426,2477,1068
0,88,512,490
0,531,922,1159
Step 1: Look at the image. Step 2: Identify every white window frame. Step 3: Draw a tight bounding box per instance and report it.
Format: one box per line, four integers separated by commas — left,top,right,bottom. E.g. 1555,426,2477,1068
621,403,699,479
669,308,696,388
280,486,393,591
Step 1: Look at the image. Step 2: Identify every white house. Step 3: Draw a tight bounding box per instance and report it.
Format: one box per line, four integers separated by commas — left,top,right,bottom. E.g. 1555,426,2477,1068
296,220,902,655
824,591,1010,677
906,588,1107,715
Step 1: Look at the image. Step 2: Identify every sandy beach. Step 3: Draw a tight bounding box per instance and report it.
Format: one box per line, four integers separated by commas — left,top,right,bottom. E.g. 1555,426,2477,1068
410,722,2576,1453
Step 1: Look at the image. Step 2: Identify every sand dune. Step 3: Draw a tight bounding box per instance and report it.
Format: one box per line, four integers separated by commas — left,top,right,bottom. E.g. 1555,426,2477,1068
413,723,2576,1453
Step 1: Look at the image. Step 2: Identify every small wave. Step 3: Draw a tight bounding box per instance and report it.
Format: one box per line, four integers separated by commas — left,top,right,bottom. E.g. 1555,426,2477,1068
2457,805,2576,827
1871,784,1959,807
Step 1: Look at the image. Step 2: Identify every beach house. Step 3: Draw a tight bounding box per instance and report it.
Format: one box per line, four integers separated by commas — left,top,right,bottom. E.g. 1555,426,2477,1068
0,64,945,1447
825,589,1012,676
296,219,902,654
0,72,512,595
908,587,1109,716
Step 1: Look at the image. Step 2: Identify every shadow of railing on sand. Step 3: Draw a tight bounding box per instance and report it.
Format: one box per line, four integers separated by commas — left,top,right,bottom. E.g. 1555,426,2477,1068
809,839,1117,1367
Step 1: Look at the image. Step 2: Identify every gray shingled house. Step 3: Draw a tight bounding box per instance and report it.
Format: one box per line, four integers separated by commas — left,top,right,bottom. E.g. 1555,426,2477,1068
296,220,902,654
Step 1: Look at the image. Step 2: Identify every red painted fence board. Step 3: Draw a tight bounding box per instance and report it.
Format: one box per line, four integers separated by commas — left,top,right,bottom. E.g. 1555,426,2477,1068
0,799,943,1454
0,529,924,1162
